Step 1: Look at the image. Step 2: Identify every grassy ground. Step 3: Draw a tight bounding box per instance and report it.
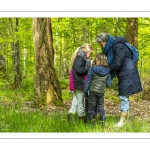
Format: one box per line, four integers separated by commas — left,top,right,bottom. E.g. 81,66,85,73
0,78,149,132
0,100,149,132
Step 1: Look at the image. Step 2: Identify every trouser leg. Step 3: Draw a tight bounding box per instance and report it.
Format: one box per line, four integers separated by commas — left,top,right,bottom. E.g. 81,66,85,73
114,95,130,127
88,92,97,125
120,95,129,112
68,91,78,114
76,90,85,117
97,93,106,128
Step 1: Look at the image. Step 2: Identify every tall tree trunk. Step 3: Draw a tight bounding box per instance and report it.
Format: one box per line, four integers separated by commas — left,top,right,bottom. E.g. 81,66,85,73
126,18,138,48
9,18,22,88
59,41,62,78
14,18,22,87
126,18,138,67
33,18,63,107
23,48,27,78
54,18,59,66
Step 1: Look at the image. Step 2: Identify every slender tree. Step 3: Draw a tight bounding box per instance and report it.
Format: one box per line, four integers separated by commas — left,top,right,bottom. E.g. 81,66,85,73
126,18,138,48
126,18,138,67
33,18,63,107
9,18,22,88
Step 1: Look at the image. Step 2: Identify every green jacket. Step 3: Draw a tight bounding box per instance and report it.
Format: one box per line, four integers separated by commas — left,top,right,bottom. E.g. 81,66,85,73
90,73,108,93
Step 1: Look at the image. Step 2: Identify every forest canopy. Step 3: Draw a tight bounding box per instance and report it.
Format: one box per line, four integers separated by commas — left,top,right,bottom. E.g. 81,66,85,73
0,17,150,104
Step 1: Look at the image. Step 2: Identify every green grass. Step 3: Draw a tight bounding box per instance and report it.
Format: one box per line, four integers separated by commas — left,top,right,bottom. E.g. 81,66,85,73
62,89,73,102
0,77,149,133
0,76,34,103
0,103,149,132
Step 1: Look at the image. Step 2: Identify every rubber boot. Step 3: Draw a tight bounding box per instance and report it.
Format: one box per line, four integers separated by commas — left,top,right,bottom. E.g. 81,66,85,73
79,116,87,124
83,116,88,124
88,115,95,126
114,112,128,127
68,114,71,122
100,116,106,128
68,113,76,123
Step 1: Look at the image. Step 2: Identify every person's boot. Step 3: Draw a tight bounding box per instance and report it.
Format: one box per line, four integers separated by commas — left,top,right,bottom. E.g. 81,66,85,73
79,116,87,124
100,116,106,128
114,112,128,127
88,115,95,126
83,116,87,124
68,113,76,123
68,113,71,122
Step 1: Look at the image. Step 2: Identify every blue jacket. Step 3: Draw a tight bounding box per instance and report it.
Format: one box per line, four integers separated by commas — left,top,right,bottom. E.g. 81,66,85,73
110,36,143,95
84,66,112,93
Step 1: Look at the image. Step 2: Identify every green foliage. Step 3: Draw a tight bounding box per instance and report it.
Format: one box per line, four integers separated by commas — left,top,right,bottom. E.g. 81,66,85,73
59,78,68,89
138,18,150,75
0,17,150,81
0,18,34,85
0,76,34,103
62,89,73,102
59,78,73,101
51,18,128,78
53,99,64,106
0,18,150,134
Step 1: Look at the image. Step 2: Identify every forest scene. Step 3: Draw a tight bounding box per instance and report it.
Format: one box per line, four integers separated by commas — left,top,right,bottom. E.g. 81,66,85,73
0,17,150,132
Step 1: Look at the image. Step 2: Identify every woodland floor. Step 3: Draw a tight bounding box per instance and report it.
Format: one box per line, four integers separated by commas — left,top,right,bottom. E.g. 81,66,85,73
2,98,150,122
64,99,150,121
45,98,150,122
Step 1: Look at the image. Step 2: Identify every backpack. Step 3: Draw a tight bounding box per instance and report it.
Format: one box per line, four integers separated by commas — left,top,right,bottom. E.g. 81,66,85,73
69,69,74,91
124,43,139,62
69,68,87,91
113,42,139,62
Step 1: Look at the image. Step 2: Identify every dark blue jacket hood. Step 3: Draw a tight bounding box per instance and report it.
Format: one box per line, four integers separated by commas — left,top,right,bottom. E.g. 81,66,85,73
91,66,110,77
113,36,128,45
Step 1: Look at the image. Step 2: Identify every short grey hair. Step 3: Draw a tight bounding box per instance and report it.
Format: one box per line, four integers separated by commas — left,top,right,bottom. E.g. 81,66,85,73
96,33,109,43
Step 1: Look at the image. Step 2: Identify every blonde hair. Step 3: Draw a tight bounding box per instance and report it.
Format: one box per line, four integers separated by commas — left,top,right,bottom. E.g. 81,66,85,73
71,43,93,64
92,53,109,68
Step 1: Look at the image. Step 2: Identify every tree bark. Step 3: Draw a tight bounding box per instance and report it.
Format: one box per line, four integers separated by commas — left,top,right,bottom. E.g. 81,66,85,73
126,18,138,67
33,18,63,107
14,18,22,87
9,18,22,88
126,18,138,48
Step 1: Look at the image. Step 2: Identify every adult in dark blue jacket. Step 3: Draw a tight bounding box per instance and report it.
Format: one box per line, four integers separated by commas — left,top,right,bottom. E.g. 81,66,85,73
96,33,143,127
84,53,112,127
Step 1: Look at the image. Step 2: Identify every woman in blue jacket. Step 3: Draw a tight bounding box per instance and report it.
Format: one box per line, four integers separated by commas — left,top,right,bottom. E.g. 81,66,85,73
96,33,143,127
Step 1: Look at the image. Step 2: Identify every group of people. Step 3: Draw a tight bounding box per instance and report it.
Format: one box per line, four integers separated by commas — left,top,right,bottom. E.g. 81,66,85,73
68,32,143,128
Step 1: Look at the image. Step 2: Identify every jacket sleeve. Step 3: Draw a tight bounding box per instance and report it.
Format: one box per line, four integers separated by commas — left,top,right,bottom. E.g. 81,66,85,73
83,69,93,93
106,73,112,87
110,43,127,71
85,59,92,69
74,56,89,75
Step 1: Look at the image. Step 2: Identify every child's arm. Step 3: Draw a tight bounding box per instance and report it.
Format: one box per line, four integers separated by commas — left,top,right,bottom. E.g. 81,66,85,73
106,73,112,87
83,69,93,93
